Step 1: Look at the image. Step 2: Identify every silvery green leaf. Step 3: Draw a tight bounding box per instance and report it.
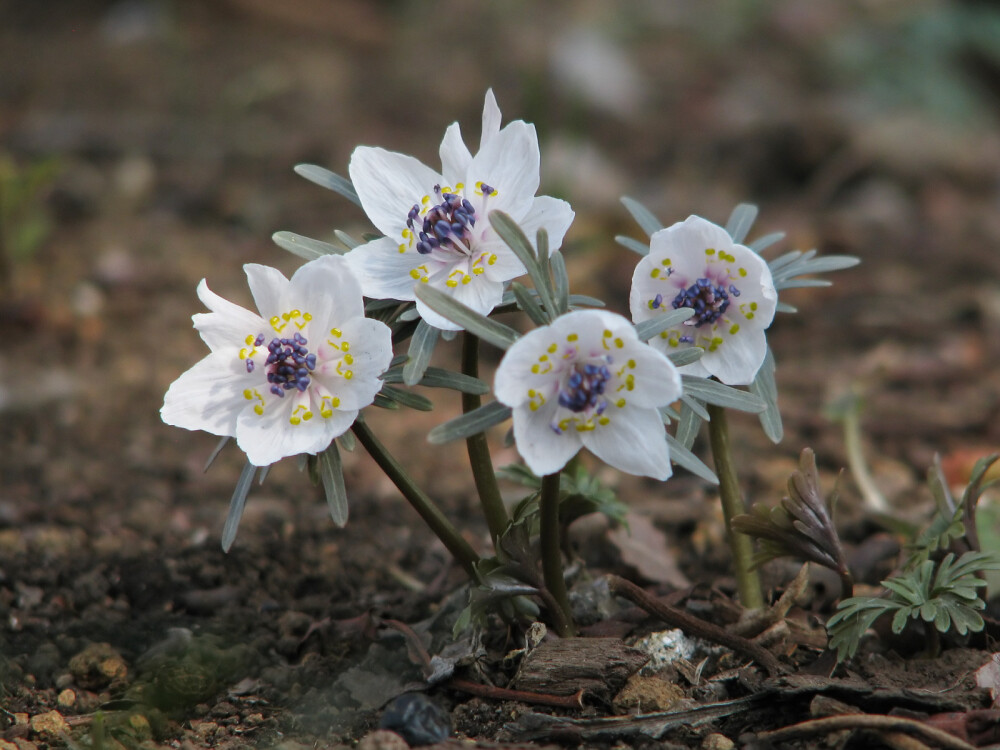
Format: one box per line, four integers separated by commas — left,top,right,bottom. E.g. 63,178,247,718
511,281,549,326
621,196,663,237
337,430,356,452
536,228,550,287
681,376,766,413
675,400,703,450
380,384,433,411
749,231,785,253
490,211,558,320
204,436,231,472
634,308,695,341
666,433,718,484
550,250,570,315
568,294,605,309
334,229,361,250
373,392,400,409
222,460,257,552
366,298,404,313
414,284,518,350
293,163,361,207
775,301,798,314
319,442,348,527
615,235,650,256
751,347,782,443
398,307,421,322
680,393,710,421
660,403,681,421
272,231,343,260
428,401,512,444
403,319,439,385
774,278,833,291
667,347,704,367
725,203,758,244
767,250,804,274
257,465,270,484
417,367,489,394
383,365,489,394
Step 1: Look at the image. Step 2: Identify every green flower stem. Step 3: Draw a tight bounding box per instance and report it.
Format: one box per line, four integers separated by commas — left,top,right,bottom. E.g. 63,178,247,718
351,418,479,580
707,403,764,611
462,331,509,546
540,472,576,637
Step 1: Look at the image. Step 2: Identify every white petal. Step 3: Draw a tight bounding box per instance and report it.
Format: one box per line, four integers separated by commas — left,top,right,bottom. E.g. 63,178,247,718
581,407,672,480
245,264,290,321
467,120,539,219
619,340,682,408
446,274,504,320
290,254,365,326
648,216,736,283
344,236,428,301
236,395,354,467
161,353,252,437
511,402,581,476
193,280,266,351
480,89,502,149
440,122,472,185
494,328,570,407
701,326,767,385
349,147,443,239
515,196,576,255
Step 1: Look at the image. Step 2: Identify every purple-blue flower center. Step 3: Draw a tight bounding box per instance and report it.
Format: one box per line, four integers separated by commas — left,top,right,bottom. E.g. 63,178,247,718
670,278,739,326
558,361,611,414
408,184,494,256
245,331,318,398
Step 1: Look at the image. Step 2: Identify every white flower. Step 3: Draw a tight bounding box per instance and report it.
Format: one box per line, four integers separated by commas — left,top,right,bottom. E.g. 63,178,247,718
629,215,777,385
161,255,393,467
494,310,681,480
344,90,575,331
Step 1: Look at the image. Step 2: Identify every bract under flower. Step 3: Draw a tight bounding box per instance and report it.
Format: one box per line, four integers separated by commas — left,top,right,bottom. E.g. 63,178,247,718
494,309,681,479
629,215,777,385
344,90,575,331
161,255,393,467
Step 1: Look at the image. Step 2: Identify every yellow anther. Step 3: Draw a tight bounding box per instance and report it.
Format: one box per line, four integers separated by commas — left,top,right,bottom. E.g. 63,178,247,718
344,354,354,365
739,268,747,277
341,342,350,352
651,268,660,279
421,195,431,204
706,248,716,255
410,269,421,279
243,389,253,400
627,359,636,368
245,334,255,345
446,279,458,288
239,348,249,360
729,324,740,334
487,254,497,265
472,267,484,275
567,333,578,342
614,337,624,348
547,343,557,353
598,416,610,426
616,398,626,408
330,328,342,338
662,258,672,266
254,405,263,415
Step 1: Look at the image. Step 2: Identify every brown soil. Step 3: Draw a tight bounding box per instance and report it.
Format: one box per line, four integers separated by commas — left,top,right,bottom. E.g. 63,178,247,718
2,2,1000,749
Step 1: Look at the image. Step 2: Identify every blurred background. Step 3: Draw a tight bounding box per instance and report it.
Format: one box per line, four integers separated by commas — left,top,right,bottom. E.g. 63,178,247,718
2,0,1000,740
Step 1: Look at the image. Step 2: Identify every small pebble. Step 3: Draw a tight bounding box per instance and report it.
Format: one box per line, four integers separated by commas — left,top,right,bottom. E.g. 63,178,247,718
702,733,735,750
379,693,451,746
57,689,76,708
29,711,69,739
359,729,410,750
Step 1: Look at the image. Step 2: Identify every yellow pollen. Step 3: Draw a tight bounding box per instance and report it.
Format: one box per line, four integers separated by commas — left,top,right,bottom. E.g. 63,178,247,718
739,268,747,277
254,405,263,415
729,323,740,334
651,268,660,279
616,398,626,408
245,334,255,345
598,416,610,426
330,328,342,337
344,354,354,365
243,389,253,400
614,337,624,348
662,258,672,266
410,269,421,279
706,248,716,255
567,333,578,342
547,343,557,353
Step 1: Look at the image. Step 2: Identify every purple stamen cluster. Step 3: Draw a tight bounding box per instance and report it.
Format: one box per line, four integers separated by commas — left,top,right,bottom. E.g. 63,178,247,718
672,278,733,326
558,362,611,413
250,331,317,398
408,184,493,256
